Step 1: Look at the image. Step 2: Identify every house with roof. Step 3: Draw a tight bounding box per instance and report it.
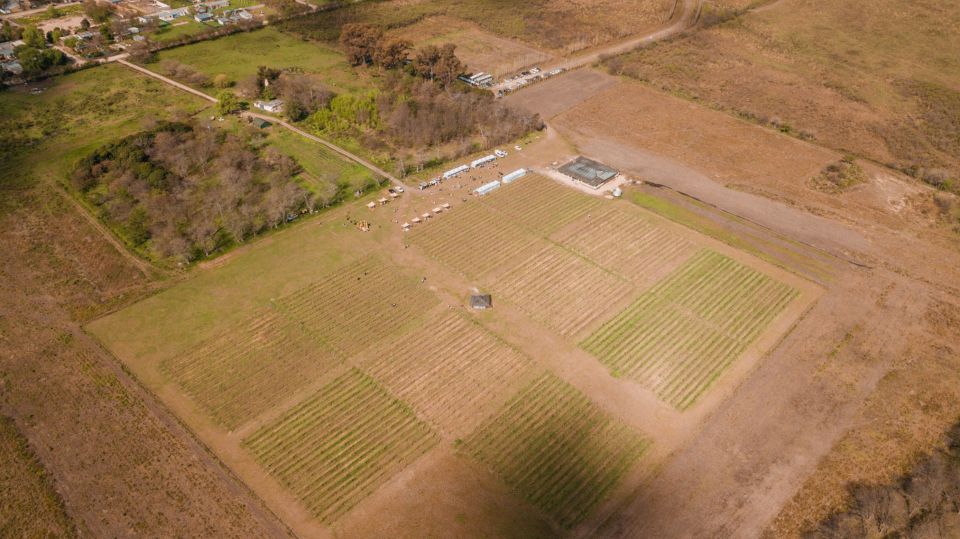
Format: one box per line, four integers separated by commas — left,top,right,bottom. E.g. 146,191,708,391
254,99,283,113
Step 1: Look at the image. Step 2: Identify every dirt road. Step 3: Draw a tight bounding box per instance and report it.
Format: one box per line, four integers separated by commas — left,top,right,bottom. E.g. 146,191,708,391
117,60,402,187
493,0,702,93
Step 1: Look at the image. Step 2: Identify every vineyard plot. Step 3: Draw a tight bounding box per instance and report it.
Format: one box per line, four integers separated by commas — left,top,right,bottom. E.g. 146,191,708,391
465,373,650,529
360,310,537,437
275,257,438,358
552,205,696,285
496,244,634,336
162,310,338,430
581,249,799,410
408,202,543,279
244,369,438,524
481,174,603,235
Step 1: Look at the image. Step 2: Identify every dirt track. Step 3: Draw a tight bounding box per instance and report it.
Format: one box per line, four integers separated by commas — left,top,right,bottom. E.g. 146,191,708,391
492,0,702,93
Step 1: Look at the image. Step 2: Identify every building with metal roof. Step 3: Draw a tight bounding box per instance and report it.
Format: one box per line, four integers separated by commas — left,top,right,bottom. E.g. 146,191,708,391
559,156,619,188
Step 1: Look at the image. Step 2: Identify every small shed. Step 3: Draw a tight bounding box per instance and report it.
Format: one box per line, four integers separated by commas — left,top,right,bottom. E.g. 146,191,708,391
251,117,271,129
470,294,492,310
366,201,376,209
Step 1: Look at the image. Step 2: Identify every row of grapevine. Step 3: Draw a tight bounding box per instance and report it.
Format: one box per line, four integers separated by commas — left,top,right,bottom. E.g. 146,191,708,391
495,244,633,336
275,257,439,358
481,174,602,235
161,311,339,430
582,250,799,409
244,369,438,524
408,202,542,278
464,373,650,529
360,310,537,437
552,204,696,284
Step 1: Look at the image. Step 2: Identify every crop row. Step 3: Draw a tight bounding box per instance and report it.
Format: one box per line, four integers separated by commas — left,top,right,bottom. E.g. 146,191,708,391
496,244,633,336
275,257,438,358
161,311,338,429
464,373,650,529
481,174,602,235
582,250,798,409
244,369,437,524
552,204,696,284
409,202,542,278
360,310,536,437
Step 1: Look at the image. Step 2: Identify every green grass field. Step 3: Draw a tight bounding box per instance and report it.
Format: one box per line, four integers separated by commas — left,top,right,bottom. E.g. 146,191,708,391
150,27,367,95
582,249,798,409
151,20,216,43
465,373,650,529
161,310,340,429
480,174,602,235
0,64,209,191
360,310,537,437
266,128,375,196
244,369,438,523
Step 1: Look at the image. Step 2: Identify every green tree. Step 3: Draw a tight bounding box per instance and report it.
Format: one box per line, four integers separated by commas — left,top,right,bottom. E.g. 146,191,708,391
22,26,45,48
80,18,90,30
216,91,242,115
45,5,61,19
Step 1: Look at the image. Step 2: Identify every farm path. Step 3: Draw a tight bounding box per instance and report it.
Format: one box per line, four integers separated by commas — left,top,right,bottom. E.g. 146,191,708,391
492,0,702,93
117,59,403,187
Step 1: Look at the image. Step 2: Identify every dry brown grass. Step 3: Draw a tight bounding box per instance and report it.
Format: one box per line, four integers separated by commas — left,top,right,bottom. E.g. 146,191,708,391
604,0,960,187
0,416,75,537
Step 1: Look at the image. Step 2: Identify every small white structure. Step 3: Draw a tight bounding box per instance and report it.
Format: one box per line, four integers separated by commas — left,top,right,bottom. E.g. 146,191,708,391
612,187,623,197
494,149,508,158
401,222,411,230
254,99,284,113
366,201,376,209
475,180,501,196
471,155,496,168
412,217,422,224
422,212,431,220
442,164,469,180
501,168,527,184
432,206,442,214
441,202,450,209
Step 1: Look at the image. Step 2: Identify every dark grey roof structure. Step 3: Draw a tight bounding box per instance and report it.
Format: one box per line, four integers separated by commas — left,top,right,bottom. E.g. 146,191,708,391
470,294,493,310
559,156,619,188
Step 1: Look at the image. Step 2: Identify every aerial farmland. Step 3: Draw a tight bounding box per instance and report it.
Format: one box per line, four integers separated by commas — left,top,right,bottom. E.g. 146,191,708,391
2,1,960,538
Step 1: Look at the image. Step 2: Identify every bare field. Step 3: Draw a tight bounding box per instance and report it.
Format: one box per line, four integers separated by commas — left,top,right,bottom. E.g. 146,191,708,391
387,15,552,78
556,81,837,194
0,417,75,537
604,0,960,191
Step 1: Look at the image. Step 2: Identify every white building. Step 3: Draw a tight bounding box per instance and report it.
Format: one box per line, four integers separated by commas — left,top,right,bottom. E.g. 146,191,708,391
254,99,284,113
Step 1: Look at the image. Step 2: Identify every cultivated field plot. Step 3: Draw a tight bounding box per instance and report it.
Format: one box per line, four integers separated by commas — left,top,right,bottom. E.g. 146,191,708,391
408,202,543,278
496,244,633,337
360,309,537,437
244,369,438,524
582,249,799,410
552,204,697,285
275,257,438,357
481,174,603,235
465,373,651,529
161,310,339,430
